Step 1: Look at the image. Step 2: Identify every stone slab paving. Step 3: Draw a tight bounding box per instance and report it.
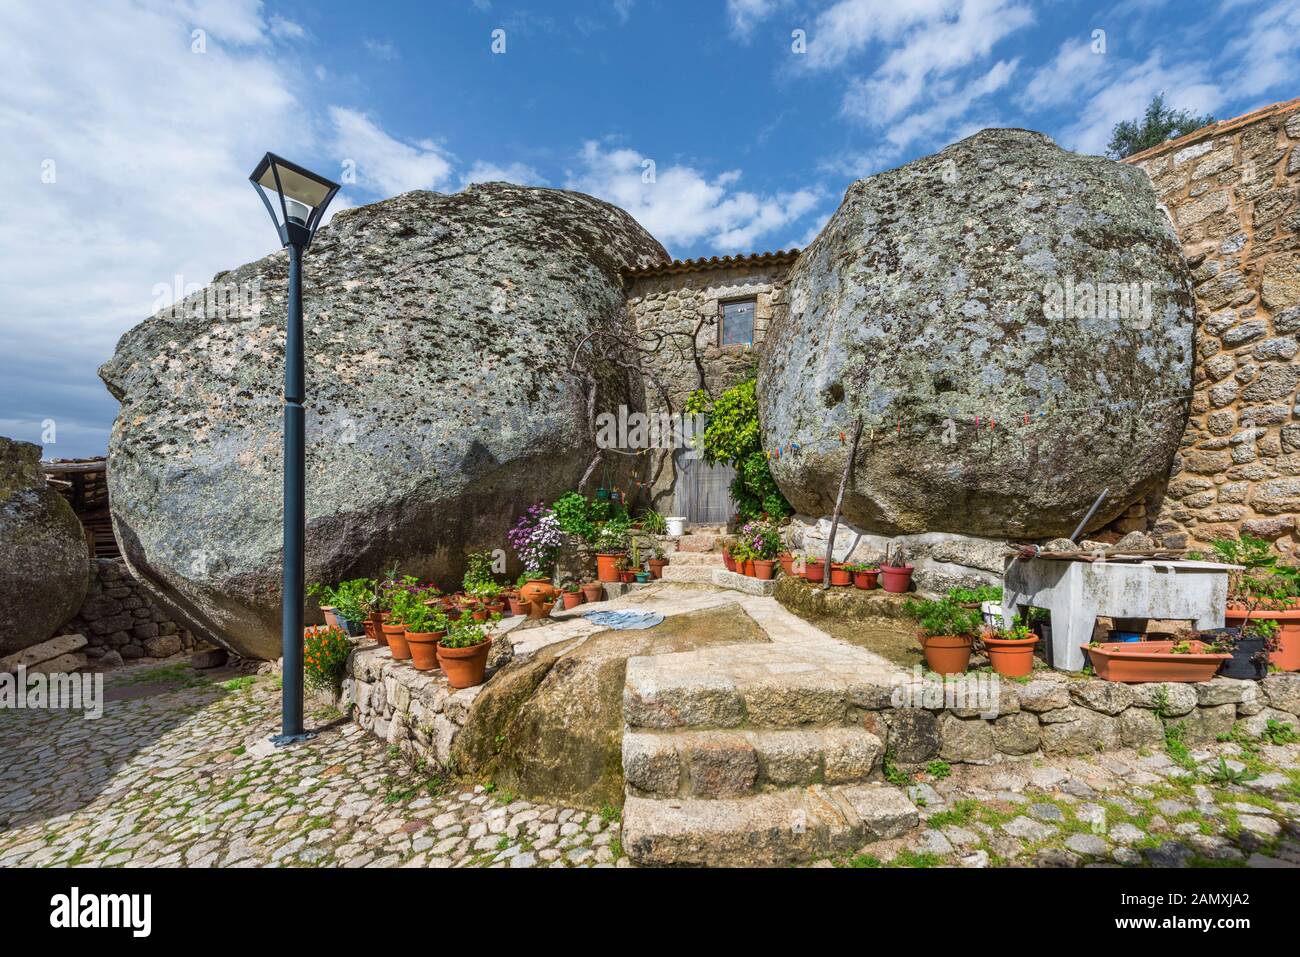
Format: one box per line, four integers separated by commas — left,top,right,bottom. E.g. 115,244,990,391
819,740,1300,868
0,661,621,868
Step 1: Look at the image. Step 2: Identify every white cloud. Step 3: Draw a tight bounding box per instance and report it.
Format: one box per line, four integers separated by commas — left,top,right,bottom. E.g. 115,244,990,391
1020,38,1108,110
870,58,1020,153
328,108,455,196
1222,0,1300,99
363,38,400,61
0,0,313,457
613,0,635,24
726,0,792,41
461,161,549,188
565,141,822,251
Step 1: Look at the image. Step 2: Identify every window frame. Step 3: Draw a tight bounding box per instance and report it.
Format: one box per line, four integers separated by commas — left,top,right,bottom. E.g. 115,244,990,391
717,296,757,348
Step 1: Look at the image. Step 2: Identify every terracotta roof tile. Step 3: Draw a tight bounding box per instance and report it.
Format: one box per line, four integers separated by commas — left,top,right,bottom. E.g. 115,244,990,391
622,248,800,279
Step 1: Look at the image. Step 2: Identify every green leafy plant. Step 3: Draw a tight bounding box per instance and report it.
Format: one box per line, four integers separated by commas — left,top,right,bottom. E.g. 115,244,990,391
903,598,982,638
637,508,668,535
400,603,447,635
685,379,791,520
308,578,375,623
946,585,1002,605
925,760,951,779
304,626,353,693
440,618,489,649
462,550,498,595
553,491,598,544
1261,719,1299,745
1206,756,1257,787
594,516,631,554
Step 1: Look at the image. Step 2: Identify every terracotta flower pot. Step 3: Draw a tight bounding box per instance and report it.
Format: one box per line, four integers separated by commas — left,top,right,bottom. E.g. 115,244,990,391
853,569,878,590
363,618,377,641
803,560,825,582
880,564,915,593
471,605,488,622
581,582,604,603
562,590,583,610
619,569,636,584
484,599,505,618
1225,608,1300,672
371,612,388,646
383,623,411,660
740,559,755,577
519,579,557,606
595,552,624,583
438,638,493,689
527,599,556,620
922,634,973,675
723,551,736,573
507,593,526,616
1084,640,1231,683
779,554,795,576
983,634,1039,677
321,606,340,629
830,563,852,586
753,559,775,580
648,558,668,579
405,631,445,671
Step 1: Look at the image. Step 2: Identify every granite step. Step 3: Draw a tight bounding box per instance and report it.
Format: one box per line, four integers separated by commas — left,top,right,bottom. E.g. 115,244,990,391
660,563,721,584
621,783,919,866
623,639,900,731
623,727,884,798
662,552,725,566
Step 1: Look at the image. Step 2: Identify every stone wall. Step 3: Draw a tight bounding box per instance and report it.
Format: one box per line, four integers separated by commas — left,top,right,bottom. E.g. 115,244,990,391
57,558,200,667
625,257,795,512
1124,98,1300,557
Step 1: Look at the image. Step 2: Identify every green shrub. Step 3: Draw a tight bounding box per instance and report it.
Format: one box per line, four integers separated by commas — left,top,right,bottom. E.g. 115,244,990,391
685,379,790,521
304,626,353,693
903,598,981,638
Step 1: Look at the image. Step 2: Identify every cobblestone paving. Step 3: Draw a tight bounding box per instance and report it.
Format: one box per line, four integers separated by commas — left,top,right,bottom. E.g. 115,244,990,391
823,739,1300,868
0,662,622,868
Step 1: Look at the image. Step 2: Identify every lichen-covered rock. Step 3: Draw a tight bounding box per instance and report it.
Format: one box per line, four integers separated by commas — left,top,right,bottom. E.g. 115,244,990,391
100,184,668,659
758,128,1195,538
0,438,90,654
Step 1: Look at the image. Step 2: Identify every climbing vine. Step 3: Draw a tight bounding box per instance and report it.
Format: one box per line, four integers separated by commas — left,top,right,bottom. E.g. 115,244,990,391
685,379,790,521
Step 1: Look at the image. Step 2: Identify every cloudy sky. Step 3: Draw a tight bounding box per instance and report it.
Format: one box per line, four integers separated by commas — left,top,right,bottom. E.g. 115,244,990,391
2,0,1298,457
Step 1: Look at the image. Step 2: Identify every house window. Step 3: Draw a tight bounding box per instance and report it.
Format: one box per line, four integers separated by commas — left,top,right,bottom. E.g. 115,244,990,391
720,298,755,346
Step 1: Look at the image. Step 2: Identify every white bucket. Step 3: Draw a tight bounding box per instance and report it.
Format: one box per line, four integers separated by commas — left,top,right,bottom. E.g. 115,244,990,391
665,516,686,537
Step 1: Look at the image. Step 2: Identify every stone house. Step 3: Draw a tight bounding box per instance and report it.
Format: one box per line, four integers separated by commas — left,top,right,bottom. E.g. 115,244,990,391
622,250,797,523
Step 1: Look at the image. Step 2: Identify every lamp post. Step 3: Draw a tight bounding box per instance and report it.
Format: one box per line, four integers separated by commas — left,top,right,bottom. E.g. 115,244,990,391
249,153,340,745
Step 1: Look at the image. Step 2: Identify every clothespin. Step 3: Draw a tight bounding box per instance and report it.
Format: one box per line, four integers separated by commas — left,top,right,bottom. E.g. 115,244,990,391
839,431,846,445
896,419,901,436
1023,412,1029,425
974,415,981,427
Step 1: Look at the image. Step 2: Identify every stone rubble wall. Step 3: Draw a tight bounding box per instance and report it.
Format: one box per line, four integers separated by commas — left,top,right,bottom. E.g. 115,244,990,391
1123,100,1300,556
57,558,200,667
626,261,792,512
887,672,1300,767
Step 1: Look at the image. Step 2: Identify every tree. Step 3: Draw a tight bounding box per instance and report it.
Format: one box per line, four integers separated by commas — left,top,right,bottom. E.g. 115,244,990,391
1107,93,1215,159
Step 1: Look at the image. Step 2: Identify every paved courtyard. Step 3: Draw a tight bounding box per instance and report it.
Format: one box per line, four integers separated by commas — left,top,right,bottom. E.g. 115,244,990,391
2,655,1299,868
0,661,622,868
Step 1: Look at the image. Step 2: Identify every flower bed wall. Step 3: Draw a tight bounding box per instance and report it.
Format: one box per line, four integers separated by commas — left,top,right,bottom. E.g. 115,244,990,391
874,672,1300,766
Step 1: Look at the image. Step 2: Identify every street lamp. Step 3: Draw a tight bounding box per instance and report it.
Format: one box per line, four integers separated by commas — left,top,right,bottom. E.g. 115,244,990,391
249,153,340,745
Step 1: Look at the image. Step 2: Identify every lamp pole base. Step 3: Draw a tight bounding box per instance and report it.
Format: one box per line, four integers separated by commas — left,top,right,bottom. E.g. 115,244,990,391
269,730,315,748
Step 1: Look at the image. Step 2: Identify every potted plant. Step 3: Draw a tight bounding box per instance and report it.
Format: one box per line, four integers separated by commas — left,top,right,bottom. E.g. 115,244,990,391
830,562,852,586
593,520,629,583
638,508,668,536
981,622,1039,677
1204,619,1281,680
617,556,636,584
803,552,826,582
561,581,584,609
905,598,982,674
779,550,796,576
647,545,669,579
308,578,374,637
1084,639,1230,683
384,579,427,661
401,603,448,672
846,562,878,589
505,588,526,617
581,581,604,602
722,542,737,573
1214,535,1300,672
437,617,493,689
1026,606,1052,645
303,625,354,697
731,540,755,577
880,543,914,593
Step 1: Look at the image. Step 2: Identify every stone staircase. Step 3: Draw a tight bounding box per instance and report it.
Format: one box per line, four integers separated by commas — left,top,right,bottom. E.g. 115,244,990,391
660,551,725,585
619,628,920,866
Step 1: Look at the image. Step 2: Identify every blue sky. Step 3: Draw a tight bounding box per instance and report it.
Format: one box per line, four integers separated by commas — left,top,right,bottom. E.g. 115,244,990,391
2,0,1298,457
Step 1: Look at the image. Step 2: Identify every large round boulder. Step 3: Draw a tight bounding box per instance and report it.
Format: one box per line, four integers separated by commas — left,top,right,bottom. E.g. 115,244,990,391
100,184,667,659
758,129,1195,539
0,438,90,655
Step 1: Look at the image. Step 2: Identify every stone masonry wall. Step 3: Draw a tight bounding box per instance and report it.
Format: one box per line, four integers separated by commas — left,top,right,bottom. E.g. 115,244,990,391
1124,99,1300,557
57,558,200,666
626,259,794,512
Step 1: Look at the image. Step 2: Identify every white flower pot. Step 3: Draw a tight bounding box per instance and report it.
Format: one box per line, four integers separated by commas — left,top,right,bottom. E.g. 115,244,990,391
665,516,687,537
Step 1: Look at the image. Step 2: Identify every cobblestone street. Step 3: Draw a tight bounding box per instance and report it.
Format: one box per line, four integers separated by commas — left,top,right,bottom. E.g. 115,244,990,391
0,662,622,868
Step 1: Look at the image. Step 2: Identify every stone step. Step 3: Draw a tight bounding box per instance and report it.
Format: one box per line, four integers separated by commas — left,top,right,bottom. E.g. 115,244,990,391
711,568,775,596
622,783,918,866
623,727,883,798
624,639,900,731
662,552,725,567
672,533,721,553
660,564,720,584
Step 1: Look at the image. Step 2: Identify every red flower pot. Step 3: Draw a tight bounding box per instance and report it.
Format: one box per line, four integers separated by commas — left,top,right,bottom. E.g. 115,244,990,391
804,560,825,582
922,634,973,675
753,559,775,580
562,591,583,609
581,582,604,603
741,559,755,577
648,558,668,579
983,634,1038,677
880,564,915,593
830,563,851,586
723,551,736,573
437,637,492,689
853,570,878,590
405,631,445,671
619,570,636,584
595,552,624,583
779,554,795,576
382,623,411,660
506,594,525,616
